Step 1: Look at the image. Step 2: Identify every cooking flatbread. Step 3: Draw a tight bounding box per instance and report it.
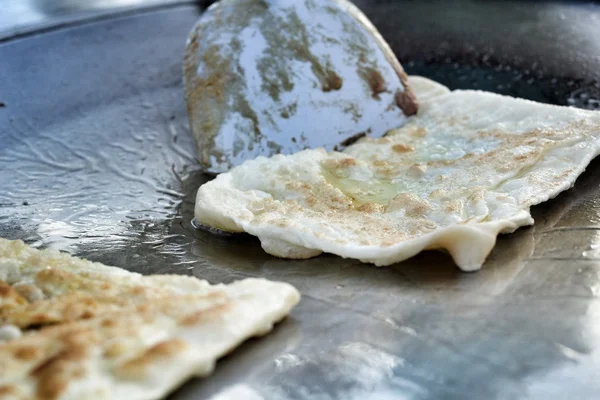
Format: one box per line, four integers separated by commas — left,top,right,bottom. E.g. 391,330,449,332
0,238,300,400
195,76,600,271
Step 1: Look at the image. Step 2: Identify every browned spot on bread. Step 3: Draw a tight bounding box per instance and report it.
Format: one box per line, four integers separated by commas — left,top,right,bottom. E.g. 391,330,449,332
392,144,414,153
31,343,88,400
0,281,27,307
468,191,485,203
59,327,97,349
386,193,431,217
73,367,86,379
10,294,100,328
101,318,117,328
115,339,188,380
149,339,187,357
0,385,19,396
31,313,55,325
180,302,232,326
339,158,357,167
408,126,427,138
35,267,76,286
36,373,68,400
374,163,400,179
322,157,357,171
514,150,540,163
305,196,318,207
557,169,575,179
13,344,41,361
0,282,13,296
275,219,290,228
357,203,385,213
131,286,148,296
364,137,392,144
285,181,312,191
443,200,464,213
13,283,43,303
104,341,129,359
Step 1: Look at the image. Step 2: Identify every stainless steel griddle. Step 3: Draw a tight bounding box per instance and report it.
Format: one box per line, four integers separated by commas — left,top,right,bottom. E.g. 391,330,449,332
1,1,600,399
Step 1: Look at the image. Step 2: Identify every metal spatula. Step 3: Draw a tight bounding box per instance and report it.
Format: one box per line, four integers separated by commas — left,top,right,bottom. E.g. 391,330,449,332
183,0,418,174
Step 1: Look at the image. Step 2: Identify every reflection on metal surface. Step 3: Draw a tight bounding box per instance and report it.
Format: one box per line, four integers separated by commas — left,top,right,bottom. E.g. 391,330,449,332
37,0,173,11
0,88,194,259
0,1,44,31
260,342,415,400
207,385,265,400
2,2,600,399
526,299,600,398
0,0,190,39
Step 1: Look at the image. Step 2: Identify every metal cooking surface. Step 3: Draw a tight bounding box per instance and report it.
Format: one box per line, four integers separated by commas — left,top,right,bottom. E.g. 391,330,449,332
1,1,600,399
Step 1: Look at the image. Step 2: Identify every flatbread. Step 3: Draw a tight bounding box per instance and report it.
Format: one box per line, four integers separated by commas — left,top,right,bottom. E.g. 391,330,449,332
195,76,600,271
0,238,300,400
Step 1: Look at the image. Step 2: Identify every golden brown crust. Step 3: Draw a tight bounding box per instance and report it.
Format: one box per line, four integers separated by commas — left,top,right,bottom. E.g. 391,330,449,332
356,203,385,213
13,344,42,361
0,281,28,308
31,343,88,400
115,339,188,380
0,239,300,399
0,385,20,397
391,144,414,153
179,301,232,327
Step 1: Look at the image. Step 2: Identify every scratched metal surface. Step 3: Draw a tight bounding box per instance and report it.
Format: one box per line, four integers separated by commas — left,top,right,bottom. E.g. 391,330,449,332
1,1,600,399
0,0,199,40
